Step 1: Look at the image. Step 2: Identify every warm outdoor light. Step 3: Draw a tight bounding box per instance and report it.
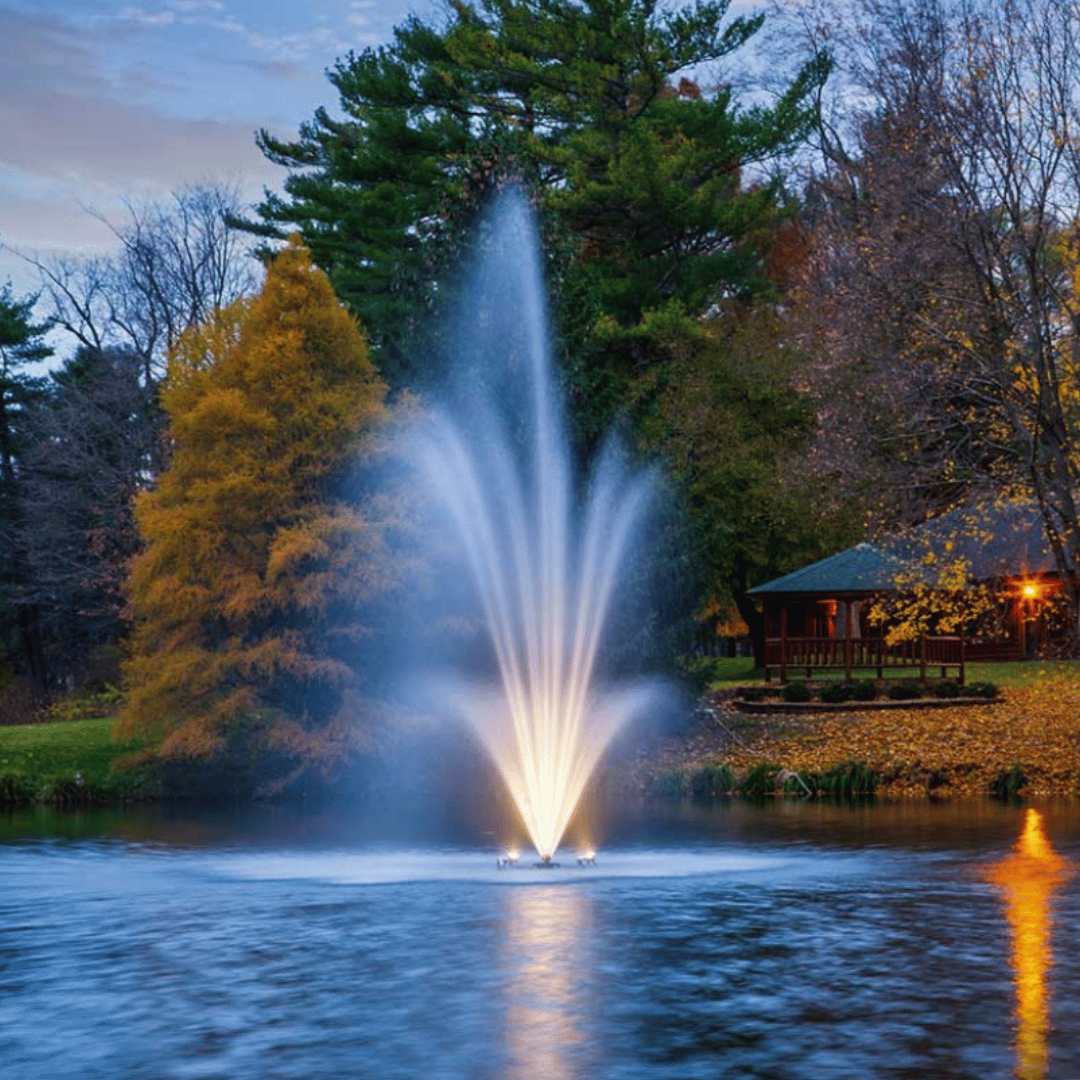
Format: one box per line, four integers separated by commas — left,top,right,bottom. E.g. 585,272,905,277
989,810,1069,1080
1023,583,1038,599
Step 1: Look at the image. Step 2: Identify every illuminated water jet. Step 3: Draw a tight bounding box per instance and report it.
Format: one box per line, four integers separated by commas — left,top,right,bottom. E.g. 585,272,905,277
417,190,661,862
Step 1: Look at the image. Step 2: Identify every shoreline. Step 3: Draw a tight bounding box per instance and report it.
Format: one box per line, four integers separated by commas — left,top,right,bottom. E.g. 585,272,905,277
629,679,1080,799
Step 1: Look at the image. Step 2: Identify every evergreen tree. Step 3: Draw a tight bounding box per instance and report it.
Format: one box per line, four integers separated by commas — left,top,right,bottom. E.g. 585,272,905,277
640,313,861,663
0,286,52,685
17,346,158,686
244,0,829,444
119,241,394,789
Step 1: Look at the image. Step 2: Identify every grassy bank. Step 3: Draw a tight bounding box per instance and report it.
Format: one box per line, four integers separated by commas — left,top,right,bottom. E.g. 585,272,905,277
642,673,1080,799
0,718,150,805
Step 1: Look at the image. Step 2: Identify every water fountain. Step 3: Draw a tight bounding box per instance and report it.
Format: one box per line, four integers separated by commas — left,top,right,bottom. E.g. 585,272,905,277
415,190,661,863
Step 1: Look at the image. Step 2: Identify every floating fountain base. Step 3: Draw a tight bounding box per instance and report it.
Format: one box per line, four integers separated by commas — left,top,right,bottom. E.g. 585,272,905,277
534,856,560,869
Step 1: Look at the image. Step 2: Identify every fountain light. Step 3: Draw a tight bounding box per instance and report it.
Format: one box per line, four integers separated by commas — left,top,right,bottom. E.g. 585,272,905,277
496,850,521,869
576,850,596,867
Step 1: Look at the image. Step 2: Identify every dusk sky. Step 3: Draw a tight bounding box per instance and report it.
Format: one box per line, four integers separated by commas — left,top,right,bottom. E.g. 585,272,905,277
2,0,761,335
0,0,439,300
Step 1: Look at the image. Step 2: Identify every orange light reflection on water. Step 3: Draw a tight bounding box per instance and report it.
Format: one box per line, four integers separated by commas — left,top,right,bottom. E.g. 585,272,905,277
988,810,1069,1080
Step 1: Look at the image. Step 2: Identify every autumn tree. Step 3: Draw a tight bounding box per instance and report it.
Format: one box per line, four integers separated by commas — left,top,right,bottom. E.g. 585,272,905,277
777,0,1080,633
119,240,394,790
243,0,829,447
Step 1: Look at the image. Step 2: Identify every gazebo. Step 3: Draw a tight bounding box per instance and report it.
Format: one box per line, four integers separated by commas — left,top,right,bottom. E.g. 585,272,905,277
748,543,966,684
747,501,1070,682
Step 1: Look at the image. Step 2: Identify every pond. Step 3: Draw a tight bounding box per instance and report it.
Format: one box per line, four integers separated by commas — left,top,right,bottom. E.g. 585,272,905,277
1,797,1076,1079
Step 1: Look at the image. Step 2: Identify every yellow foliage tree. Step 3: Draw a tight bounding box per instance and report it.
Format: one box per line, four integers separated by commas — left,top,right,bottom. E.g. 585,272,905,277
119,239,391,788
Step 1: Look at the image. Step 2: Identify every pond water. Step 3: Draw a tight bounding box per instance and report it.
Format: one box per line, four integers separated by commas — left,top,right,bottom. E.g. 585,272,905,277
1,797,1077,1080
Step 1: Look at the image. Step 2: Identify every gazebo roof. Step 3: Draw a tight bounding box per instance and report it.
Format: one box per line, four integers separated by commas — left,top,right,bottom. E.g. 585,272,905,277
747,543,908,597
748,499,1058,600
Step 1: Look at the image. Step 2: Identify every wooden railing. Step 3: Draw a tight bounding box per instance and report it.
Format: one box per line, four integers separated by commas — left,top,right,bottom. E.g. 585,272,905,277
763,634,964,684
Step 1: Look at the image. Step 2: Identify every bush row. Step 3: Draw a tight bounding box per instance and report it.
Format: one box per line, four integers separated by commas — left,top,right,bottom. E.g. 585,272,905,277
0,769,156,807
737,679,998,704
654,761,1055,800
650,760,879,799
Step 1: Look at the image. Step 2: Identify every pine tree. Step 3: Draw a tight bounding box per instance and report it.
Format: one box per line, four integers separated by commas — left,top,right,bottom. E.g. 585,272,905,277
243,0,829,443
119,241,393,788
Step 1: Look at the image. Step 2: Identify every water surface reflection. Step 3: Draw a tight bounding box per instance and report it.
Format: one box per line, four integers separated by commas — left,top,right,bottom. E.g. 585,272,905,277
503,886,591,1080
989,809,1070,1080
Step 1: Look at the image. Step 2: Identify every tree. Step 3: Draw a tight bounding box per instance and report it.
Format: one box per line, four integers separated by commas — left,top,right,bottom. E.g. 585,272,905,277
15,346,157,686
29,182,260,386
781,0,1080,631
119,240,395,789
638,312,861,662
244,0,830,443
0,285,52,685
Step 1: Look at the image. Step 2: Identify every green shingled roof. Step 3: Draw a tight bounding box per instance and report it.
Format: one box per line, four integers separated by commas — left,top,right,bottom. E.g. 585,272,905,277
747,543,910,596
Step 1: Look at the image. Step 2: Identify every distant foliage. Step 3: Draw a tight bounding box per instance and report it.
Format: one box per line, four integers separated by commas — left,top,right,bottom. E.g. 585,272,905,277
119,240,395,789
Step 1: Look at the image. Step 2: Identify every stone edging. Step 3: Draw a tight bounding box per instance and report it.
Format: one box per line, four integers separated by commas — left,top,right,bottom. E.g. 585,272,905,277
734,696,1000,714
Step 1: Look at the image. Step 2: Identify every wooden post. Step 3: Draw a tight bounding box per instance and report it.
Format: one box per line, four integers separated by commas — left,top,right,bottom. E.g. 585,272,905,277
844,599,853,683
876,635,883,680
779,605,788,685
959,630,965,687
919,634,927,686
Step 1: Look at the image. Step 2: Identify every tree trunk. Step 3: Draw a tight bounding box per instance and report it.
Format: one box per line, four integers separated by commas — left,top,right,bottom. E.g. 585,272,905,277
734,589,765,669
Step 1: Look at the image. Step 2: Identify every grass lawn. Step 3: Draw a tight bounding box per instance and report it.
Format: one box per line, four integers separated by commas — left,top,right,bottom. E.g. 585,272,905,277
0,718,136,789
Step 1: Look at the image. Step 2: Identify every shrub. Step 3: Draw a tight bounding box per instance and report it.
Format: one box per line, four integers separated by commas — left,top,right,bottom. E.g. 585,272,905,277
816,760,878,797
782,681,812,703
737,685,768,702
45,684,124,723
967,681,999,699
690,763,735,798
820,682,854,704
933,679,962,698
888,679,923,700
39,772,105,807
739,762,782,798
990,765,1026,799
0,772,33,806
852,679,878,701
651,770,690,797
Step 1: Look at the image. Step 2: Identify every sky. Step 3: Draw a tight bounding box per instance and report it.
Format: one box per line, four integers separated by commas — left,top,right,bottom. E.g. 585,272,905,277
0,0,439,302
1,0,764,355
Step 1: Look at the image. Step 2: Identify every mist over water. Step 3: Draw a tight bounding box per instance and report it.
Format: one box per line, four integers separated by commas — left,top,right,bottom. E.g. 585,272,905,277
413,190,662,860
